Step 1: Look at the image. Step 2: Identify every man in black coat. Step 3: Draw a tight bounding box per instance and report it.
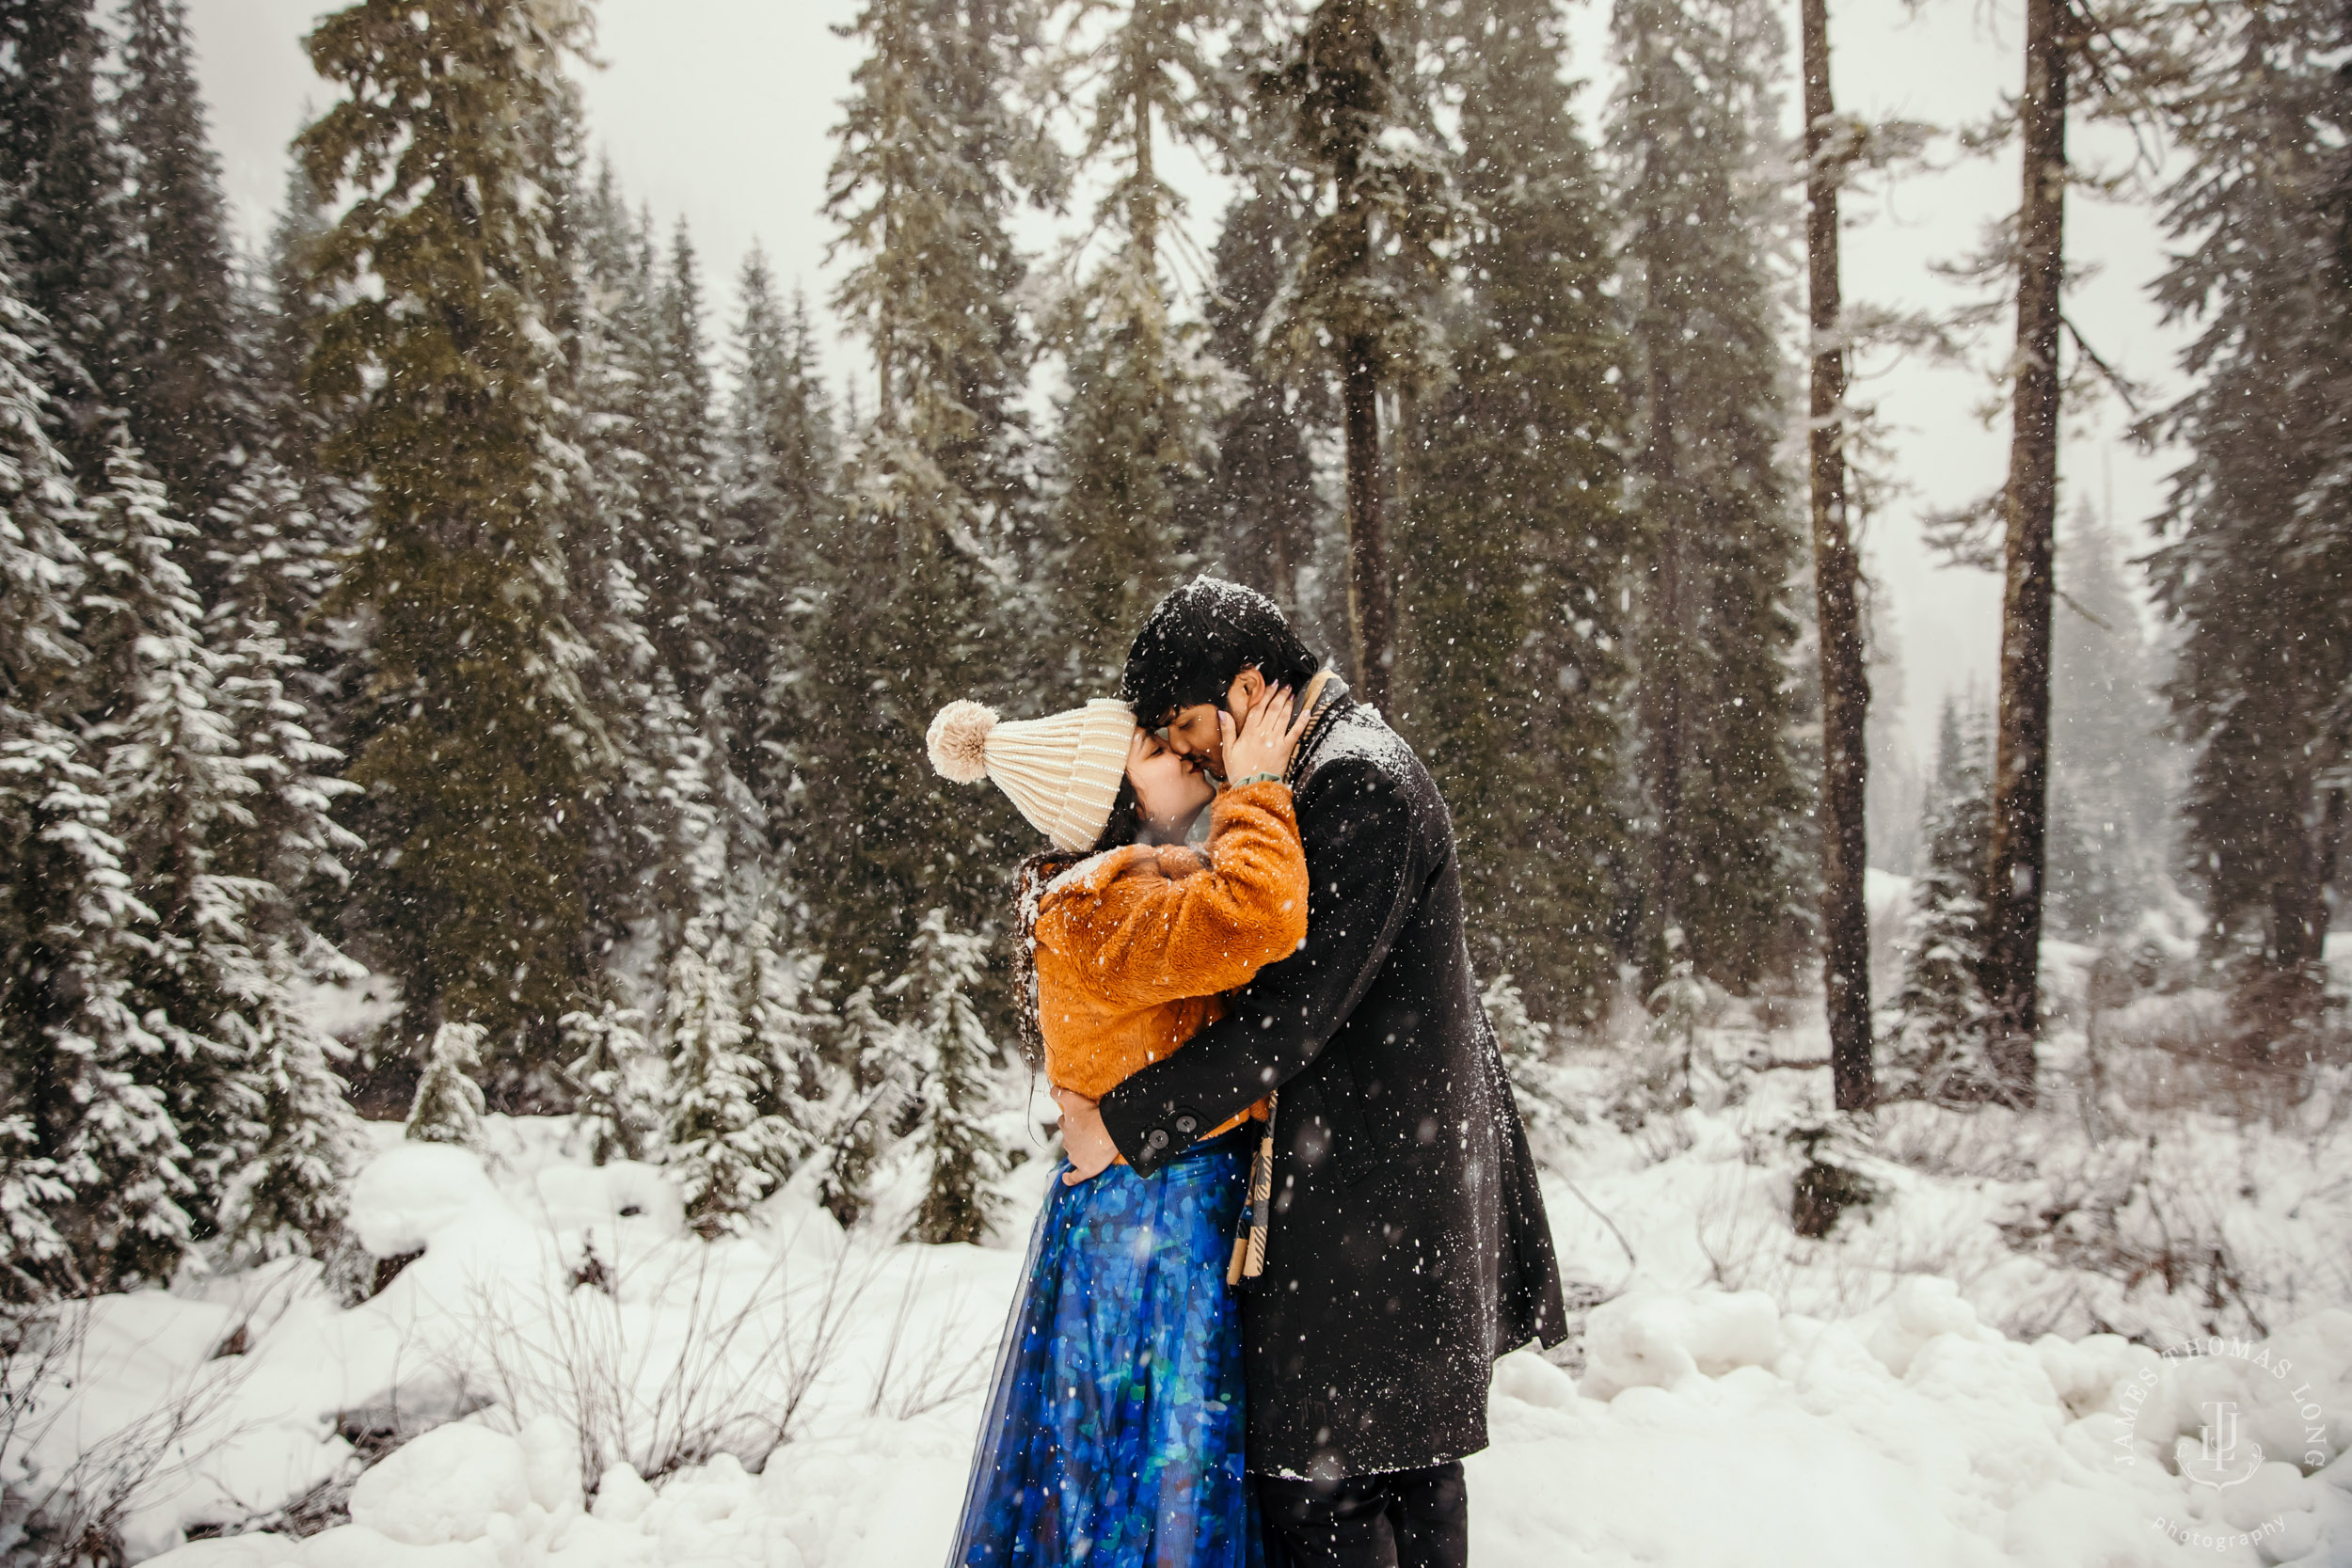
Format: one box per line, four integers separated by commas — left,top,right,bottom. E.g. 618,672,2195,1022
1055,578,1569,1568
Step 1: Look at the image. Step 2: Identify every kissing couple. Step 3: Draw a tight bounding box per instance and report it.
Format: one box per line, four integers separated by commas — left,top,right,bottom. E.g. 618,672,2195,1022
926,578,1567,1568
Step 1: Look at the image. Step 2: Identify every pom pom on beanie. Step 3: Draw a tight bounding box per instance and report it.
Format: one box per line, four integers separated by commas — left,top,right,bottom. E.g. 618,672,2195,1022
924,697,1134,851
927,700,998,784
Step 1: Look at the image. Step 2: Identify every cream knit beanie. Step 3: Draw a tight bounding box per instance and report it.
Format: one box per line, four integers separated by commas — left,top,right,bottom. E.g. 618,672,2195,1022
927,697,1135,852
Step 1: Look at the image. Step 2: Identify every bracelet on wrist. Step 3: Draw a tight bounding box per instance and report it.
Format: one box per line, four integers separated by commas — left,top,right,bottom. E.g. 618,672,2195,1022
1229,770,1284,790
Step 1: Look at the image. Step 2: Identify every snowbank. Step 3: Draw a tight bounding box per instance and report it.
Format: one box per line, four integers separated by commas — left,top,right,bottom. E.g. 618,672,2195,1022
26,1101,2347,1567
16,1117,1023,1561
142,1272,2352,1568
1533,991,2352,1351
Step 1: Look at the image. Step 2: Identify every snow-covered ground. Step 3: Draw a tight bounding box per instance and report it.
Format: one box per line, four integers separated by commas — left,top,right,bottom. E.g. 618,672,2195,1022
16,986,2351,1568
21,910,2352,1568
1534,1018,2352,1352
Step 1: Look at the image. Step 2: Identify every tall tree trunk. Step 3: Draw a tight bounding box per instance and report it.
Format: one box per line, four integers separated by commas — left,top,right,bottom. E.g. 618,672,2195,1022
1985,0,2068,1108
1333,118,1391,708
2315,785,2346,959
1260,383,1301,622
1804,0,1873,1112
1291,0,1406,708
1129,26,1156,280
1342,337,1391,707
2277,782,2345,972
1646,385,1686,947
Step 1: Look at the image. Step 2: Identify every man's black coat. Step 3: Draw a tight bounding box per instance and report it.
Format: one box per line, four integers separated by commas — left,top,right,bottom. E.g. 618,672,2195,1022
1099,680,1568,1480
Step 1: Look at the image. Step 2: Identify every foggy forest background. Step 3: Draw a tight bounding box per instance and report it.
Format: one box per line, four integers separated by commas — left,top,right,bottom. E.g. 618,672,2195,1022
0,0,2345,1298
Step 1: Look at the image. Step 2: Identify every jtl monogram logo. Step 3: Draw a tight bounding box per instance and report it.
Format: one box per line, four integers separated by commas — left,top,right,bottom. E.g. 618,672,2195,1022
2180,1400,2265,1490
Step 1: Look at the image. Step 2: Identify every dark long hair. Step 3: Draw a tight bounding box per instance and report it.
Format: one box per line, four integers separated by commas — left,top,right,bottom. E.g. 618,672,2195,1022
1009,777,1140,1069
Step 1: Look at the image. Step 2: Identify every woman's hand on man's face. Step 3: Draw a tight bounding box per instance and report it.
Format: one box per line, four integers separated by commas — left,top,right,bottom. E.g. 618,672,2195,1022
1217,686,1312,784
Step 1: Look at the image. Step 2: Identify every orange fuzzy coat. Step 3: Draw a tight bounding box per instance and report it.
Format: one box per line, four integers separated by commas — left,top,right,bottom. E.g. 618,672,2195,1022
1032,780,1308,1143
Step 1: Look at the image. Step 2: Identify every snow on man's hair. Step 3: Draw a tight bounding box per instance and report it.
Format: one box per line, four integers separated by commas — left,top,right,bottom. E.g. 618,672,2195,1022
1120,576,1322,728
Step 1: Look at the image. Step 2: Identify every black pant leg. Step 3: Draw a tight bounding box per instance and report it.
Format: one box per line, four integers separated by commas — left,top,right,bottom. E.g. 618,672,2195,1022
1255,1463,1469,1568
1258,1472,1393,1568
1386,1461,1468,1568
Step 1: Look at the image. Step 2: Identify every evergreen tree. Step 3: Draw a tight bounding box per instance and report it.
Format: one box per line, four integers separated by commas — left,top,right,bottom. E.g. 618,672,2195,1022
2316,34,2352,553
206,460,365,944
1043,276,1212,694
0,246,192,1296
111,0,244,529
1480,973,1552,1082
561,163,670,970
78,449,281,1238
898,907,1011,1244
1864,612,1924,877
1196,178,1327,634
1041,0,1237,688
1397,0,1629,1025
644,664,728,951
720,257,837,843
204,456,338,710
0,13,358,1287
817,982,911,1227
405,1021,487,1147
1263,0,1458,706
215,1002,360,1264
0,249,86,708
1888,701,1998,1103
210,518,371,1261
561,1001,658,1166
0,0,129,480
813,0,1051,986
1608,0,1808,992
298,0,607,1092
242,159,368,744
2043,782,2132,944
1479,971,1582,1146
662,928,796,1238
2144,0,2351,995
635,219,725,716
632,230,780,948
740,912,833,1175
1923,0,2167,1097
827,0,1046,562
2045,503,2170,942
255,158,340,460
75,447,355,1260
0,721,193,1293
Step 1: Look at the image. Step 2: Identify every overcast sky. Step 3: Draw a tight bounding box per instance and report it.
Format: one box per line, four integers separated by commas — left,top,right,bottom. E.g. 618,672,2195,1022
184,0,2187,768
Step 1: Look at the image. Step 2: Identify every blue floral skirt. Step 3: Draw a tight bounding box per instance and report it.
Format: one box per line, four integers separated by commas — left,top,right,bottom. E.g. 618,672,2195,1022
946,1126,1261,1568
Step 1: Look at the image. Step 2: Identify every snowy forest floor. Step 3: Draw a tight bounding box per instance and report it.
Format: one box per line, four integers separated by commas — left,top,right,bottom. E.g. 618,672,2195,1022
25,943,2352,1568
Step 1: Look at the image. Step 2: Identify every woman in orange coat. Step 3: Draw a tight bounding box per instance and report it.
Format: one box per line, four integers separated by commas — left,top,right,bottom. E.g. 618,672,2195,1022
927,688,1312,1568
